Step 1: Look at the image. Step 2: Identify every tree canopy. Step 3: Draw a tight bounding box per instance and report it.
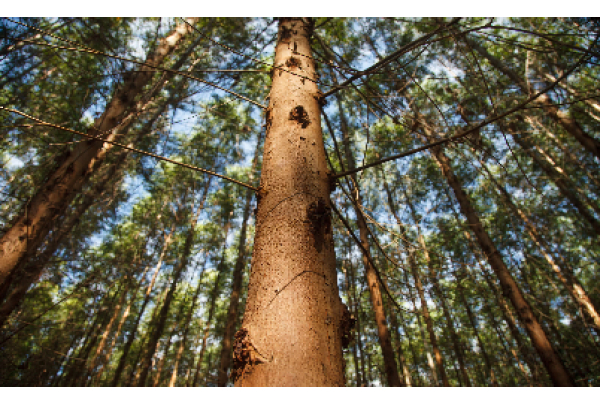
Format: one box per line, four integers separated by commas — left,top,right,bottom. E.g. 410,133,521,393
0,16,599,387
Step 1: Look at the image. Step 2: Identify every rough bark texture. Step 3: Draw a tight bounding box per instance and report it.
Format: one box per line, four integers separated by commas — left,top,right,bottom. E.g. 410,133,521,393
235,18,345,387
0,18,198,288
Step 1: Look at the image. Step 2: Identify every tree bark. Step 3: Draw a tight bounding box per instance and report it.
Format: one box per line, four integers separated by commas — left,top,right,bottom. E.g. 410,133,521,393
235,18,345,387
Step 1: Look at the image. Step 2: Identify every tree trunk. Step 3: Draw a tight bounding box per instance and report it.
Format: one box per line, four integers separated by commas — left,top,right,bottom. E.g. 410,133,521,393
420,118,573,386
110,225,175,386
216,153,259,386
167,262,206,387
329,71,400,386
430,275,471,386
456,279,499,386
235,18,345,387
190,217,232,387
479,156,600,332
0,18,199,288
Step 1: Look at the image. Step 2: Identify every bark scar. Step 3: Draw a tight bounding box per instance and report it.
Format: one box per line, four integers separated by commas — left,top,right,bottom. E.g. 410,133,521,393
230,328,272,383
289,105,311,128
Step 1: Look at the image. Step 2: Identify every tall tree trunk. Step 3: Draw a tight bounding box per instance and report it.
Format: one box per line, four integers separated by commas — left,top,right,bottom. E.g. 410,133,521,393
328,72,400,386
526,115,600,191
478,156,600,332
456,279,499,386
0,18,199,288
430,275,471,386
217,138,260,386
110,225,175,386
235,18,345,387
168,262,206,387
86,276,132,380
190,216,232,387
509,123,600,235
417,114,573,386
137,186,209,386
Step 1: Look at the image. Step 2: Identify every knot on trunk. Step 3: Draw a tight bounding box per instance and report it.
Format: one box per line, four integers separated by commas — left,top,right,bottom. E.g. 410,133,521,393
230,328,269,383
289,105,311,128
286,56,301,70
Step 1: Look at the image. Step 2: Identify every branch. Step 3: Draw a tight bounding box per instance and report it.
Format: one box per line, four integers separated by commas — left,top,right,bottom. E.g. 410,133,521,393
333,40,594,180
0,107,258,191
322,18,461,98
330,202,416,314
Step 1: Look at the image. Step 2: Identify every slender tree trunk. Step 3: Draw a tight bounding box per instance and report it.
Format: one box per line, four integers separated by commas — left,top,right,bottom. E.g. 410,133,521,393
152,332,174,387
479,157,600,332
86,276,131,380
456,279,499,386
329,73,400,386
168,262,206,387
236,18,345,387
430,275,471,386
216,135,261,387
110,226,175,386
0,18,199,288
419,116,573,386
526,115,600,191
190,217,232,387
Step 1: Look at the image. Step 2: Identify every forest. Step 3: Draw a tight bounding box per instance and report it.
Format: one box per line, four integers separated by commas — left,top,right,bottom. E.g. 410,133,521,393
0,16,599,387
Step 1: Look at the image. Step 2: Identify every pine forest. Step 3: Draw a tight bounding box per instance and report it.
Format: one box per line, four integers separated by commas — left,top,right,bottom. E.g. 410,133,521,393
1,16,599,387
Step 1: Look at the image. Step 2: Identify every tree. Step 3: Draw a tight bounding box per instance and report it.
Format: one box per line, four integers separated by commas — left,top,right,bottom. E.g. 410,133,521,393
1,17,599,387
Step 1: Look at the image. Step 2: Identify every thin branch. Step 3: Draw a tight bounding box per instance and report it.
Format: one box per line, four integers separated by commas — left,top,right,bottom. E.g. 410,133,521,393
333,43,593,180
322,18,462,98
0,107,258,191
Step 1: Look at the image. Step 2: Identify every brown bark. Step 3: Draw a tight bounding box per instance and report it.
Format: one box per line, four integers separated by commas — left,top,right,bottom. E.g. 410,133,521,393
419,119,573,386
0,18,199,288
0,151,131,328
235,18,344,387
